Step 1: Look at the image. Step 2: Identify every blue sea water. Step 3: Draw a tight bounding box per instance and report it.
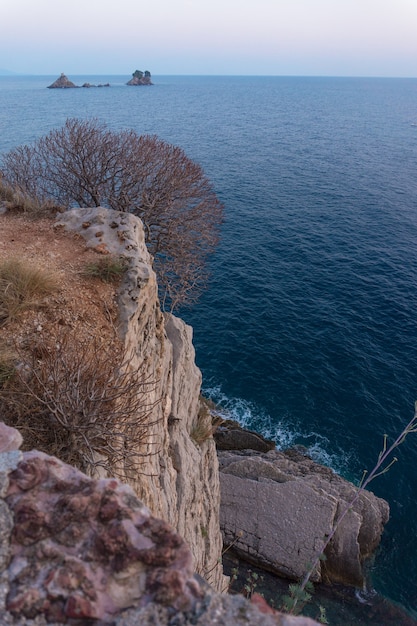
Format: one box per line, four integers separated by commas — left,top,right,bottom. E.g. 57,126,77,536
1,74,417,621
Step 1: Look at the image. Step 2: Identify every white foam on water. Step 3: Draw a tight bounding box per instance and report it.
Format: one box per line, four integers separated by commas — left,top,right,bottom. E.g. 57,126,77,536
203,382,352,474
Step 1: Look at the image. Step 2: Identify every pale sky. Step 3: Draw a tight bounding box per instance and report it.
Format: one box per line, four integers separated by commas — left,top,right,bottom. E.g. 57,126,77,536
1,0,417,76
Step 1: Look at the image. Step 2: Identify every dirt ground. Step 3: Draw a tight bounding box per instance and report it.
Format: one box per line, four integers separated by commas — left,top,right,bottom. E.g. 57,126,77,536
0,209,120,352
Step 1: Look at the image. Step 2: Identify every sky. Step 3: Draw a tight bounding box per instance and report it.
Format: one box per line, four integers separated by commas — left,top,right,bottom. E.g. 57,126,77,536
1,0,417,77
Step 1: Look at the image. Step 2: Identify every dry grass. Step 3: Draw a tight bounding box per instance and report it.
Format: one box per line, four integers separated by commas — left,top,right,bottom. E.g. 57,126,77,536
0,331,161,477
0,178,59,216
0,178,15,203
0,258,58,326
0,342,16,387
82,255,128,283
190,398,217,445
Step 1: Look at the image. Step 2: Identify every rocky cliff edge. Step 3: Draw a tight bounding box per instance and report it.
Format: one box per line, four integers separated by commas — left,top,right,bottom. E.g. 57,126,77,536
54,207,224,590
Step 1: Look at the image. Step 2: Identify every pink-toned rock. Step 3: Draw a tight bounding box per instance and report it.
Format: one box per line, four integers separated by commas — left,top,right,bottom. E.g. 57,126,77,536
1,442,323,626
0,423,23,453
5,451,202,623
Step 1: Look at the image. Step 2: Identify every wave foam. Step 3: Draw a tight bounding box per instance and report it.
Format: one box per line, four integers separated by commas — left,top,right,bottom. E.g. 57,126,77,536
203,382,352,474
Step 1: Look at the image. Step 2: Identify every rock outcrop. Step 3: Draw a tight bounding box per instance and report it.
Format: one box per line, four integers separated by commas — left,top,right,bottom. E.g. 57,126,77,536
47,74,77,89
55,207,224,590
0,422,321,626
81,82,110,88
218,447,390,587
214,419,276,452
126,70,153,85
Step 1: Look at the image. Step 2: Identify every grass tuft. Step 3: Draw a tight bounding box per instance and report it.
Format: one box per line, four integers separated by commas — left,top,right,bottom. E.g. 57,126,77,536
82,255,128,283
191,398,216,445
0,258,58,325
0,177,60,216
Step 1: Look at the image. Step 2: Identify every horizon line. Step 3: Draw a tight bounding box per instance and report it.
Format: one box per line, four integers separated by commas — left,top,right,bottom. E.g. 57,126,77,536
1,71,416,80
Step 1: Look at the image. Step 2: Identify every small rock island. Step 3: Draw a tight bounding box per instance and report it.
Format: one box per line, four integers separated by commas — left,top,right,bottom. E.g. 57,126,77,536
47,73,77,88
126,69,153,85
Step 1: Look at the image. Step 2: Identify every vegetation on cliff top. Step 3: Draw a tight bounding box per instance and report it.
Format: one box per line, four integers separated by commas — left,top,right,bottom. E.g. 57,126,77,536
0,118,224,310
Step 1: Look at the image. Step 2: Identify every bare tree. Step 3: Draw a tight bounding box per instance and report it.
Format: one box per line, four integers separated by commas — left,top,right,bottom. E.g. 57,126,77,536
1,119,223,309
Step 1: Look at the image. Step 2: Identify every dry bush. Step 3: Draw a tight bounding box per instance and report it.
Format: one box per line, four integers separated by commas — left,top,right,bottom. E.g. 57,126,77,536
0,258,58,325
0,332,161,477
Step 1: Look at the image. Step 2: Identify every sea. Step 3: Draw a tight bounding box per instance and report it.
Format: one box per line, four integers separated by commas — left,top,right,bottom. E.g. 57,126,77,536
1,74,417,624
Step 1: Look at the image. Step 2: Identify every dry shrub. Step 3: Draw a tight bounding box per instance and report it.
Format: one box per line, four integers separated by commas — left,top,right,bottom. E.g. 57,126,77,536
1,119,224,309
0,332,161,477
0,258,58,325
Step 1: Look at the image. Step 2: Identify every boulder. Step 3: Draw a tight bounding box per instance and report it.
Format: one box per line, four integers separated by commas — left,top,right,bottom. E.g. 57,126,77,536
0,423,321,626
214,419,276,452
47,73,77,89
218,449,389,587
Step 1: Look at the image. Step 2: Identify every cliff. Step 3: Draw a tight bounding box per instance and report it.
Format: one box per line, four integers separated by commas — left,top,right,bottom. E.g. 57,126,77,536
0,207,223,590
55,207,224,590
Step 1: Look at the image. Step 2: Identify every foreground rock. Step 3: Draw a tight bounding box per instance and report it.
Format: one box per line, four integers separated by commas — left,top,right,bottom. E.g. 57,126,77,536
219,447,389,587
0,423,320,625
47,73,77,89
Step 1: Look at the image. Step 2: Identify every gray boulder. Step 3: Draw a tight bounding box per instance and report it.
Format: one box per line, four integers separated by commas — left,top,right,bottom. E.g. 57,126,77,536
219,449,389,587
214,419,276,452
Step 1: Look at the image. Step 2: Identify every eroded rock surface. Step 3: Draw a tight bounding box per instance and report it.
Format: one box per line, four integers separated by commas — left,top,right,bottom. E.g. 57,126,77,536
0,423,321,626
219,448,389,587
5,451,200,622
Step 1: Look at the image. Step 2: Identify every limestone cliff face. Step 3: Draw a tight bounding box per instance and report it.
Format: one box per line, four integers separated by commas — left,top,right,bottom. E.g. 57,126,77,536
56,207,224,590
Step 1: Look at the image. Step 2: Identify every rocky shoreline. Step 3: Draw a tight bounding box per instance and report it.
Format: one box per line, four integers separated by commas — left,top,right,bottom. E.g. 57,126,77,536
214,422,417,625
